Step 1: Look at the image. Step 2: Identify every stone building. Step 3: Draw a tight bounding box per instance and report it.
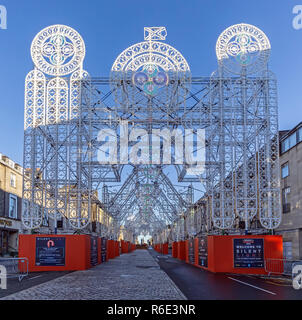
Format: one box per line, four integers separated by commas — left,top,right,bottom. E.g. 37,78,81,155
0,153,23,256
0,152,116,256
277,122,302,260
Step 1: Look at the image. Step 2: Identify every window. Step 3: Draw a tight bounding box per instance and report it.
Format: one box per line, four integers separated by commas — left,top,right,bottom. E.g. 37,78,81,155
10,173,16,188
298,127,302,143
289,133,297,148
281,163,289,179
9,194,17,219
282,187,291,214
281,139,289,153
281,132,298,153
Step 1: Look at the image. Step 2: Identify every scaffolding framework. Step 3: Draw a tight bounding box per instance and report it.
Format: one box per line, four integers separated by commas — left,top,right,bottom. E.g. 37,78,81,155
22,24,281,241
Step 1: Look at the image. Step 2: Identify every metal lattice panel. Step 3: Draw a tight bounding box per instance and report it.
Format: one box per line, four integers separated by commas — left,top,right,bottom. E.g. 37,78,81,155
22,24,281,240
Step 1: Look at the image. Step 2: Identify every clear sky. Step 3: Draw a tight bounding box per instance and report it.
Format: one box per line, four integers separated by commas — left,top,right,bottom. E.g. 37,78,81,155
0,0,301,164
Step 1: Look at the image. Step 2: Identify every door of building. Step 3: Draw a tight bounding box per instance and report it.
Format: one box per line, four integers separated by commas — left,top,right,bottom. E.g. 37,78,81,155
0,230,9,256
283,241,293,260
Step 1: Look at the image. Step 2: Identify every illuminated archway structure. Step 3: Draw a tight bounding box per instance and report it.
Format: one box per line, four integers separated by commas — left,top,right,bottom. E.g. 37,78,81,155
23,25,281,242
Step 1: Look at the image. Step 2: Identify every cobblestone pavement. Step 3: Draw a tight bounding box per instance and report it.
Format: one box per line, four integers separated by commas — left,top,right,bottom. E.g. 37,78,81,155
1,250,186,300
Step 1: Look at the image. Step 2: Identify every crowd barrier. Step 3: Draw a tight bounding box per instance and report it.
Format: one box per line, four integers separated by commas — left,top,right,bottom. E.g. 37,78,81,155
19,234,135,272
0,257,29,282
265,258,302,276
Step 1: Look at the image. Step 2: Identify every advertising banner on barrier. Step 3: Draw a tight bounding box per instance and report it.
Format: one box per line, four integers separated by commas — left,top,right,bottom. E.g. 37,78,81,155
90,236,98,266
35,237,66,267
188,239,195,264
233,238,264,268
198,236,208,268
101,238,107,263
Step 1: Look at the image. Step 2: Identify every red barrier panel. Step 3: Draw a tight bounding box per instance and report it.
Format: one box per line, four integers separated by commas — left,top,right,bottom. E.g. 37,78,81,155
194,238,199,266
115,241,120,257
172,242,178,258
185,240,189,263
107,240,116,260
19,234,91,272
162,243,169,255
121,240,129,254
97,237,102,264
177,241,186,261
120,240,125,253
199,235,283,275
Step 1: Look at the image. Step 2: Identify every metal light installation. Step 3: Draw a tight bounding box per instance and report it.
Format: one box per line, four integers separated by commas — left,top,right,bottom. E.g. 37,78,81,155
23,25,91,230
111,26,190,73
216,23,271,75
22,24,281,240
209,23,281,230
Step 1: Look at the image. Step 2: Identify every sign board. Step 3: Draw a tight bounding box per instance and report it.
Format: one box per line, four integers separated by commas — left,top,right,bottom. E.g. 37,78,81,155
35,237,65,266
0,219,12,227
198,236,208,268
233,238,264,268
90,236,98,266
101,238,107,263
188,239,195,264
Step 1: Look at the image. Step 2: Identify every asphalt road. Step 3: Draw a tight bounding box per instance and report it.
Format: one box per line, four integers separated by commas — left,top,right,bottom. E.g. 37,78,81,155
148,249,302,300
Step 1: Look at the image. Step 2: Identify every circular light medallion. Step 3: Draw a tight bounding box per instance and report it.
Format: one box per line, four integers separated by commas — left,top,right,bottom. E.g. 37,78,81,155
132,64,169,96
216,23,271,75
31,25,86,76
133,72,148,86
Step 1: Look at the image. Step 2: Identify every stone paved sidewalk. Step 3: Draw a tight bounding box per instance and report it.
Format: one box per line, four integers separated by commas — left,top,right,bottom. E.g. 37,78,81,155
1,250,186,300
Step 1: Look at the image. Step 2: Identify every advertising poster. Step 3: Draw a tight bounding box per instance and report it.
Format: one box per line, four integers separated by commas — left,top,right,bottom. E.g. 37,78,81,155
35,237,65,266
90,236,98,266
101,238,107,263
233,238,264,268
198,236,208,268
188,239,195,264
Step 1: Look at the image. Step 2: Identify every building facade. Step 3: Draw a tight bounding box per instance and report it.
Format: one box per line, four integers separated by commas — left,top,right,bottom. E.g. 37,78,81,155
277,122,302,260
0,153,23,256
0,153,118,256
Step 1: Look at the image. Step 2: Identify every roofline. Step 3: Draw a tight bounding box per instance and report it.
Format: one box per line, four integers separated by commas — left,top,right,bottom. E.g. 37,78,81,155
279,121,302,142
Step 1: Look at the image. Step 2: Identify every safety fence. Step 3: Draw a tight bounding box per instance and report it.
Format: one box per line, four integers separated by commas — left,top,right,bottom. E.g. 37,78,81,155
265,259,302,276
0,257,29,282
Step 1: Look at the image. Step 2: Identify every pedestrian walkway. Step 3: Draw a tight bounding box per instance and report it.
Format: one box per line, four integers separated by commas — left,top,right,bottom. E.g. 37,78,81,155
1,250,186,300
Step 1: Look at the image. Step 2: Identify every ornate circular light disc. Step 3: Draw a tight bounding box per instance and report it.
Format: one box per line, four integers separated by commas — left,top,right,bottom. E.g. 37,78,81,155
132,64,169,96
216,23,271,75
31,24,86,76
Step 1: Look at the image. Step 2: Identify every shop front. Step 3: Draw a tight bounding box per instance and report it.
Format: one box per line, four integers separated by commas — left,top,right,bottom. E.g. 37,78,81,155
0,218,20,256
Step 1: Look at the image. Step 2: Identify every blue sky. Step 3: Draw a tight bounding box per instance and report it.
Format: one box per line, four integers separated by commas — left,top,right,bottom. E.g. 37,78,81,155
0,0,301,164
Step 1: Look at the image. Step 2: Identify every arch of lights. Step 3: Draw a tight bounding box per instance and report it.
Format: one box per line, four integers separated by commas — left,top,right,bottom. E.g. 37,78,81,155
22,24,281,242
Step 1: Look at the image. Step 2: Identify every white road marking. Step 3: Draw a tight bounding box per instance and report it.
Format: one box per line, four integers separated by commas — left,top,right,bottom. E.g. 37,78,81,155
228,277,277,296
27,275,43,280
